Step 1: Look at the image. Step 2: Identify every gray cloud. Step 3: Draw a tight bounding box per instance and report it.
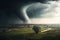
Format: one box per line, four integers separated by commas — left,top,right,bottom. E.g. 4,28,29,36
26,0,60,18
1,0,60,24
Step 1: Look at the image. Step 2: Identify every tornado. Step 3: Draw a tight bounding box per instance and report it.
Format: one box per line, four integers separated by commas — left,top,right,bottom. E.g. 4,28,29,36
21,4,32,24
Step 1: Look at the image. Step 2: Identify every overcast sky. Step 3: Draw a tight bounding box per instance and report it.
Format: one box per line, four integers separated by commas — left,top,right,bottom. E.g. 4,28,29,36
0,0,60,25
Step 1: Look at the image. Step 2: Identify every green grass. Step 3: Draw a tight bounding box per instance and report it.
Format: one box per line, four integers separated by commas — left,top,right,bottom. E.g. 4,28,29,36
0,27,60,40
7,27,48,35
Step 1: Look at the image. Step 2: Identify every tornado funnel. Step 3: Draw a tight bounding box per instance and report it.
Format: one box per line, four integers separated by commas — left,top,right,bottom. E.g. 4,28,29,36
20,4,31,24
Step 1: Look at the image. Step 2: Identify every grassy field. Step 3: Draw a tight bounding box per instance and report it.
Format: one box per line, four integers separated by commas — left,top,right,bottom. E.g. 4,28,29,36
0,26,60,40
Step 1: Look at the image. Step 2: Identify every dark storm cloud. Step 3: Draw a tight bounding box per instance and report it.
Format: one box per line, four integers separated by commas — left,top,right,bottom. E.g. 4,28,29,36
0,0,46,25
26,0,60,18
0,0,24,25
26,3,48,18
0,0,58,25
